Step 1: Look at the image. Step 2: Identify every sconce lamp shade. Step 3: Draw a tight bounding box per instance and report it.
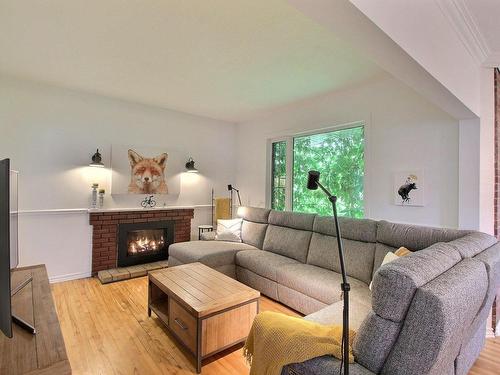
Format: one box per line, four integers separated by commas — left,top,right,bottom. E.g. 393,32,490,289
185,157,198,173
90,149,104,168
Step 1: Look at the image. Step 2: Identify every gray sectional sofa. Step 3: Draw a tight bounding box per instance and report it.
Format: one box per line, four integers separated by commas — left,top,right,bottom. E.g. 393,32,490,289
168,206,500,375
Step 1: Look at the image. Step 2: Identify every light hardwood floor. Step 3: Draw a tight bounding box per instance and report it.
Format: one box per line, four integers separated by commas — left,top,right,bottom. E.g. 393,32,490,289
51,276,500,375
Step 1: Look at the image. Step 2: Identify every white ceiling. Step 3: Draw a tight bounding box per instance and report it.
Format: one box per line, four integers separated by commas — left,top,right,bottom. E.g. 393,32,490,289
0,0,382,123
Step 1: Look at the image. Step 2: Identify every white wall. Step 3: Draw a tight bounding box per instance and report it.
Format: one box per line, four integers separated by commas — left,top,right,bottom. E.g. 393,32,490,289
458,119,480,230
479,68,495,235
0,72,482,281
18,210,92,283
236,75,462,228
0,75,237,281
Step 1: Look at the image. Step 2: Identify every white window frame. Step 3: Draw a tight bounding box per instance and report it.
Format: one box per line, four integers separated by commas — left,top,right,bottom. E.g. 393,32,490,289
266,121,368,215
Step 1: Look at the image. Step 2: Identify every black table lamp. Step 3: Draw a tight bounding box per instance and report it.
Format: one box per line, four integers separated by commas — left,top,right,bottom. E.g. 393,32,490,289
307,170,350,375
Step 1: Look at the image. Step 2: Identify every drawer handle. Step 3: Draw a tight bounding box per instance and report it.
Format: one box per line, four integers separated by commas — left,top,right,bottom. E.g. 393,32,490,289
174,318,188,331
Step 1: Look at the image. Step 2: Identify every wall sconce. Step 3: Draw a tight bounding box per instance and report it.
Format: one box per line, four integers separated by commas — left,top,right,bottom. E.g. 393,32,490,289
89,149,104,168
185,157,198,173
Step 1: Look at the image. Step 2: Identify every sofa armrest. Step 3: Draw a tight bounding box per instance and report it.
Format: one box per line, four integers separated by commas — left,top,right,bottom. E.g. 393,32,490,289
281,355,374,375
200,231,216,241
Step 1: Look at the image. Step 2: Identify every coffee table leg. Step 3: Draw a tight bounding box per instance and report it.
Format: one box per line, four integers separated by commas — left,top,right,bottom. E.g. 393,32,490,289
196,357,201,374
147,278,152,317
196,319,202,373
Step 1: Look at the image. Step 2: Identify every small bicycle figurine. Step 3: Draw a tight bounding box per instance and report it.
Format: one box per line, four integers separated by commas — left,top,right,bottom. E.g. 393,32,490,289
141,195,156,208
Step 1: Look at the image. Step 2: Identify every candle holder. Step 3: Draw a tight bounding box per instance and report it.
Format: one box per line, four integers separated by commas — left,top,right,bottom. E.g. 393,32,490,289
98,189,105,208
91,183,99,209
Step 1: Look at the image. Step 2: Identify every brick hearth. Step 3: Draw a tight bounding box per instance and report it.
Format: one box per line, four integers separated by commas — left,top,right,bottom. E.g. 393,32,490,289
89,208,194,274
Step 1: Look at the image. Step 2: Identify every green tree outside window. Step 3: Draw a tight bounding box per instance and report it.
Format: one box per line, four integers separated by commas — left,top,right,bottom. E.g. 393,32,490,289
292,126,364,218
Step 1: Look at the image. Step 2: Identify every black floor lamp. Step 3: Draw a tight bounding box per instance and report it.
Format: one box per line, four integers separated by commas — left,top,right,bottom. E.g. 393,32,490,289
307,170,350,375
227,184,242,218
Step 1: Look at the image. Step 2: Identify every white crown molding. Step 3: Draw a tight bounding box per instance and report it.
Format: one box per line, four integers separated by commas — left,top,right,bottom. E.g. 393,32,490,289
435,0,491,64
483,52,500,68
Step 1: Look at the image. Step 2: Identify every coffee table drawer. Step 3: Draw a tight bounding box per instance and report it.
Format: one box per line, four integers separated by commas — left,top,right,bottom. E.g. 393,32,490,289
169,299,197,353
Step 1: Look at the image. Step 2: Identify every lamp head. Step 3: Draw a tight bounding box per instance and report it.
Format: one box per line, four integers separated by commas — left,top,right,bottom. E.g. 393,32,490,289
90,149,104,168
185,157,198,173
307,170,320,190
227,184,232,191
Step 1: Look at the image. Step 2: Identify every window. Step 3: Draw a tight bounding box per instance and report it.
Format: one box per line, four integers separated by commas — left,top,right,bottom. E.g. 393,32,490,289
271,141,287,211
269,125,364,218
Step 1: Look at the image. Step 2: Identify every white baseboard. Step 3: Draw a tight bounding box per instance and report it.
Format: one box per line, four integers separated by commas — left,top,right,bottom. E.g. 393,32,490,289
49,271,92,283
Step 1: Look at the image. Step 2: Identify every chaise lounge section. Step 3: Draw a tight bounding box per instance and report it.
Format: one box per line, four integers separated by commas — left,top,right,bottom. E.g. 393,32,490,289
168,206,500,375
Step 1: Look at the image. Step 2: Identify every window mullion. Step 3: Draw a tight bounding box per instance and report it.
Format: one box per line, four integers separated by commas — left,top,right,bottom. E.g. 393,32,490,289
285,136,293,211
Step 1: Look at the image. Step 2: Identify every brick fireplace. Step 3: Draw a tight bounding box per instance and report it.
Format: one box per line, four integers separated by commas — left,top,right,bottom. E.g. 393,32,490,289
89,208,194,274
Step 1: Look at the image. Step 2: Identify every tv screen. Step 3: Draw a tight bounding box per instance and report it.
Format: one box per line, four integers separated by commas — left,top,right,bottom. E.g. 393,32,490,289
0,158,12,338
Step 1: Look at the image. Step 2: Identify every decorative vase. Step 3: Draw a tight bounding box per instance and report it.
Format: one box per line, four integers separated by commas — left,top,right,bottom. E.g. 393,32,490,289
91,183,98,209
98,189,105,208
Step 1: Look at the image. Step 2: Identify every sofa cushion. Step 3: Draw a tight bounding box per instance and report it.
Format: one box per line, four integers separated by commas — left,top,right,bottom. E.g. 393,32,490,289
262,225,312,263
371,242,462,322
200,231,216,241
351,281,372,306
313,215,377,243
241,220,268,249
372,243,396,278
276,284,327,315
382,259,488,375
353,311,402,373
376,220,468,250
235,250,299,281
474,242,500,309
237,206,270,224
448,232,497,258
455,321,486,375
307,233,375,285
464,242,500,350
168,240,258,268
236,266,279,300
268,210,315,231
276,263,369,305
281,356,375,375
305,298,371,331
370,251,399,290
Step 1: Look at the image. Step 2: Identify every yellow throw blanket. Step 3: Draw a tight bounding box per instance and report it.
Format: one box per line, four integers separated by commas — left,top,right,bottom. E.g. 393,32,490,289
243,311,356,375
214,197,231,220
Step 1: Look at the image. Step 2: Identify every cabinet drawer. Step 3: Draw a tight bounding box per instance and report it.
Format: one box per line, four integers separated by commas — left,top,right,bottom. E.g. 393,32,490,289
169,298,197,353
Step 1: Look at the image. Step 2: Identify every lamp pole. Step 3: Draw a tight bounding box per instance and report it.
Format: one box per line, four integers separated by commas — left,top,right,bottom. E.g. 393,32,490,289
307,171,350,375
227,185,242,217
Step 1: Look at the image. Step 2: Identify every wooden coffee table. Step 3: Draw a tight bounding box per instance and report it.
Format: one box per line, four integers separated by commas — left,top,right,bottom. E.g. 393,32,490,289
148,262,260,373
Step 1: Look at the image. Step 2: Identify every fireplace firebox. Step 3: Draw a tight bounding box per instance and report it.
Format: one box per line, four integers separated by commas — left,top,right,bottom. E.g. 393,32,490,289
117,221,174,267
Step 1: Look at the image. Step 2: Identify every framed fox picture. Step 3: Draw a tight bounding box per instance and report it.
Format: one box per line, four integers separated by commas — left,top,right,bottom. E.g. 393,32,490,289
111,145,182,195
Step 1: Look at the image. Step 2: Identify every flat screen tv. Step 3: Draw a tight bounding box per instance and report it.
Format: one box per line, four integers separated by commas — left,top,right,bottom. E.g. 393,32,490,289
0,159,28,338
0,159,14,337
